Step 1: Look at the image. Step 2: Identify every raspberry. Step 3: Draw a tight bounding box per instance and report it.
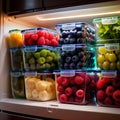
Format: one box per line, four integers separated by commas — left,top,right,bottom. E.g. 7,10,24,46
113,90,120,102
96,90,106,101
74,76,84,85
51,39,58,46
96,79,105,89
114,100,120,106
24,32,32,40
76,89,84,98
77,72,86,79
24,38,29,46
65,87,73,96
68,96,74,102
56,76,63,85
70,77,75,85
59,94,68,102
49,32,54,39
37,30,45,37
104,97,113,105
62,77,69,86
44,31,49,39
31,34,38,41
112,78,120,88
37,37,45,45
55,35,59,41
45,39,51,46
103,77,111,85
105,86,115,97
57,85,64,93
85,75,92,85
71,86,78,93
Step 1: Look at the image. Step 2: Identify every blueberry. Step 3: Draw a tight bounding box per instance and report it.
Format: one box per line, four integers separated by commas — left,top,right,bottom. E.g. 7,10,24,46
69,38,76,44
70,50,76,56
78,52,83,58
69,63,76,69
61,51,66,58
64,63,69,69
76,62,83,69
72,55,79,63
62,31,68,38
65,56,71,63
64,37,69,44
70,29,77,37
76,31,82,38
59,38,64,44
77,38,83,44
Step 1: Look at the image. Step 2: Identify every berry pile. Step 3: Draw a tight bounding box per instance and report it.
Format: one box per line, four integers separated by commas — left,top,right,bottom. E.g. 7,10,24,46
96,73,120,107
22,28,59,46
56,72,96,104
60,46,95,70
56,22,95,45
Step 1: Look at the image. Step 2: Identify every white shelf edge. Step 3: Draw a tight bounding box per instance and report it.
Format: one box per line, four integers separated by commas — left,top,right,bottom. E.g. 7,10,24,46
0,98,120,120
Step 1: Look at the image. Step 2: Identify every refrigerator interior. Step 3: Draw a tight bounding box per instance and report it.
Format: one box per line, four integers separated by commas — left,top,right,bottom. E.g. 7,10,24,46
0,0,120,120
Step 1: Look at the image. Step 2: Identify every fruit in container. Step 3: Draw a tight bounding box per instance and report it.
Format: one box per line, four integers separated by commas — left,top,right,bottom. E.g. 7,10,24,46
23,46,60,71
96,71,120,107
8,29,23,48
55,70,96,104
56,22,95,45
96,43,120,70
25,72,56,101
22,28,59,46
59,45,96,70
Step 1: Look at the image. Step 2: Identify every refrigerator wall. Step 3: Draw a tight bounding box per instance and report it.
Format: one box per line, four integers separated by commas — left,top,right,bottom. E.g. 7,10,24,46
0,0,120,120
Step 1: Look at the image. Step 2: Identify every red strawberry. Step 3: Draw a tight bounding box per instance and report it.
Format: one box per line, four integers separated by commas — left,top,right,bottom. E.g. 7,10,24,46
96,90,106,101
105,86,115,97
49,32,54,40
113,90,120,102
104,97,113,105
37,37,45,45
57,76,63,85
74,76,84,85
57,85,65,93
76,89,84,98
51,38,58,46
59,94,68,102
65,87,73,96
96,78,105,89
31,34,38,41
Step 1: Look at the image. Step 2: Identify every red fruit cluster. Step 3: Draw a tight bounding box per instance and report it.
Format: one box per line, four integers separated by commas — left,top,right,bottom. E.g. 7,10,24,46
23,29,59,46
56,72,95,104
96,74,120,107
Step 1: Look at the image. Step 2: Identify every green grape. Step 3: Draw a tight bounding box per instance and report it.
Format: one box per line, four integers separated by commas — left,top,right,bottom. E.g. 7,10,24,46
110,62,117,70
108,53,117,62
105,53,109,61
102,61,110,70
98,47,107,54
98,63,103,69
97,54,105,63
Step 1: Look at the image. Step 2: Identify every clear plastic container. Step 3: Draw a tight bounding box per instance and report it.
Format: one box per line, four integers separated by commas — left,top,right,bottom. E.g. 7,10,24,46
54,70,96,105
59,44,96,70
56,22,96,45
8,29,23,48
24,71,56,101
11,71,26,99
96,70,120,107
96,43,120,70
22,27,59,46
10,47,24,71
93,16,120,42
23,46,60,71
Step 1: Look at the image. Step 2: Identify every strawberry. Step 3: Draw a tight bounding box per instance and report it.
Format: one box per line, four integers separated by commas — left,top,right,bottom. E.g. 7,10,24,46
65,87,73,96
105,86,115,97
113,90,120,102
76,89,84,98
37,37,45,45
96,78,105,89
96,90,106,101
